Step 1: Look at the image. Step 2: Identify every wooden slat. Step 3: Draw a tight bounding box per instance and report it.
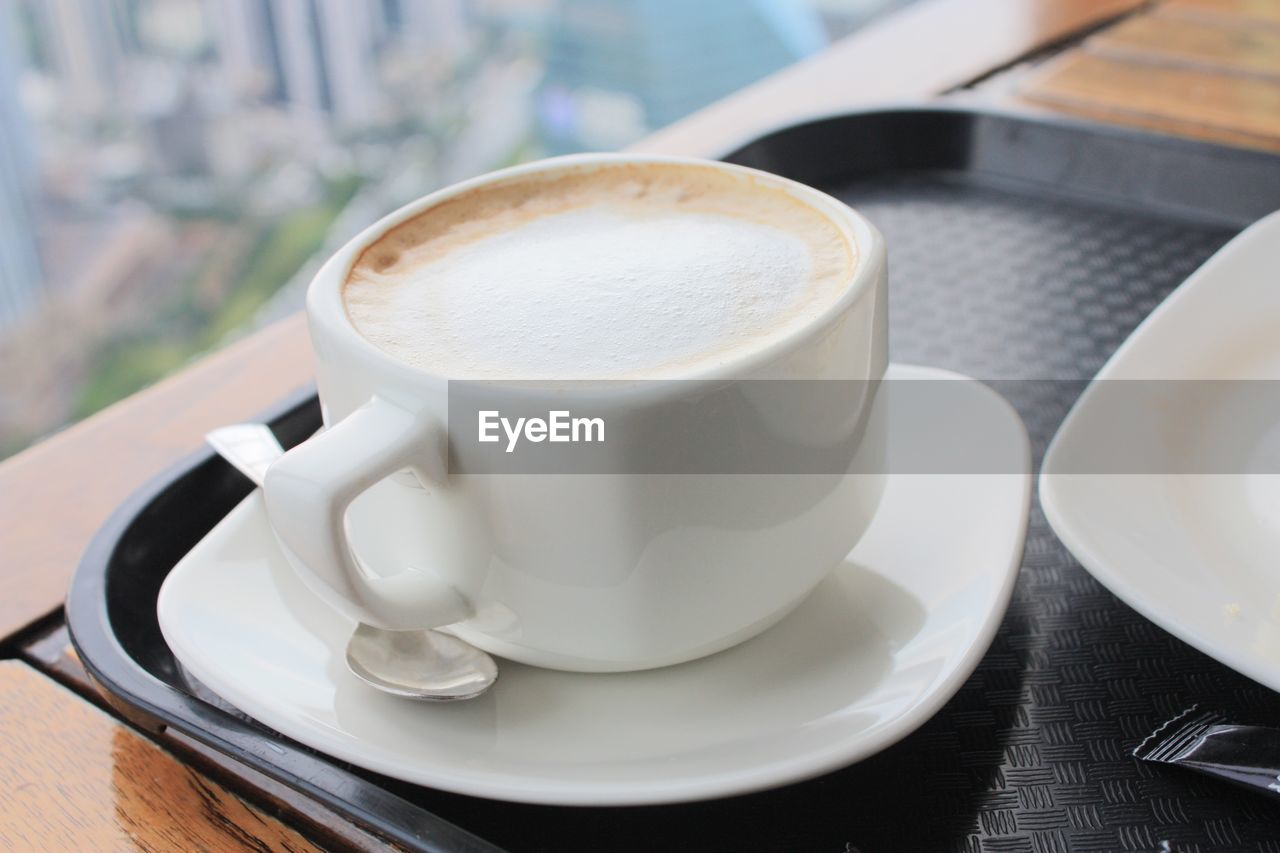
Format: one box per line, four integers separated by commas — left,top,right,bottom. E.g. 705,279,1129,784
19,621,92,691
975,83,1280,154
1161,0,1280,27
19,625,401,851
0,660,319,851
1089,9,1280,78
0,0,1144,646
1020,50,1280,145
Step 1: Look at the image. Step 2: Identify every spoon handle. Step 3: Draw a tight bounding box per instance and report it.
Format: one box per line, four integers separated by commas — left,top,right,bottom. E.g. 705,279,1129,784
206,424,284,486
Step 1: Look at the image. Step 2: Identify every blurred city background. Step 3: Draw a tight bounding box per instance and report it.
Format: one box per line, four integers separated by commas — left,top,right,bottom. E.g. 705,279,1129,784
0,0,910,459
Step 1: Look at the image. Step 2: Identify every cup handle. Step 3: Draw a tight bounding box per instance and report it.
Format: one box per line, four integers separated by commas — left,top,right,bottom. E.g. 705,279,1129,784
263,395,471,630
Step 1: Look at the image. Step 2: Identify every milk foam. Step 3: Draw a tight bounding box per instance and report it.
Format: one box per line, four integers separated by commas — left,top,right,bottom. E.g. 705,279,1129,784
343,164,853,379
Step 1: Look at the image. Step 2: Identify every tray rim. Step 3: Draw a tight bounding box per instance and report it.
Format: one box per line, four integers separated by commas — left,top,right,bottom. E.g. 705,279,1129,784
716,100,1280,163
66,388,503,853
719,102,1280,229
65,103,1280,850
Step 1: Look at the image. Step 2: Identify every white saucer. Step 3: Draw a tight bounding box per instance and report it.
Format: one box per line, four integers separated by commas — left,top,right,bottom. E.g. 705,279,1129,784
1042,210,1280,694
158,363,1030,806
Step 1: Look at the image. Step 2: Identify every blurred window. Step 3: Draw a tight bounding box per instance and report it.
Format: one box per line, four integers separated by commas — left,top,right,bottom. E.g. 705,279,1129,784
0,0,913,459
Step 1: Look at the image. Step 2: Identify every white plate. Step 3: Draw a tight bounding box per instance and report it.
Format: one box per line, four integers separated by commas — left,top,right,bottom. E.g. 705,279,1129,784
1042,210,1280,693
158,363,1030,806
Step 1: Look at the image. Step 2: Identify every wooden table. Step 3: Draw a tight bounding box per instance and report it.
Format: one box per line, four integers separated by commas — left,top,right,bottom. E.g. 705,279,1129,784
4,0,1278,846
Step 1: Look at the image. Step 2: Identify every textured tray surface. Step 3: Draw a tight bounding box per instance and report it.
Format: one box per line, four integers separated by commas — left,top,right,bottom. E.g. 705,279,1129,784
69,112,1280,853
358,172,1280,853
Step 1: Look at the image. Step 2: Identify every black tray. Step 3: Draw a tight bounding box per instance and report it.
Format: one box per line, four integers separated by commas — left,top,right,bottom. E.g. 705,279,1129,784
68,107,1280,852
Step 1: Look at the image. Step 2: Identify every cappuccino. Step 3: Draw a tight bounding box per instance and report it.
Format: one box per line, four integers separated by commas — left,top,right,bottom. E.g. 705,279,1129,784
343,162,854,379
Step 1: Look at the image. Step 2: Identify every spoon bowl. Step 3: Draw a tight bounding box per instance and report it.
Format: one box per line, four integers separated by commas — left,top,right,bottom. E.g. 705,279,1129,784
346,622,498,700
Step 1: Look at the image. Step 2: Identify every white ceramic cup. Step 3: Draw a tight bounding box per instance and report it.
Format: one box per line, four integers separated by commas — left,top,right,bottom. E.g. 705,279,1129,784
263,153,888,672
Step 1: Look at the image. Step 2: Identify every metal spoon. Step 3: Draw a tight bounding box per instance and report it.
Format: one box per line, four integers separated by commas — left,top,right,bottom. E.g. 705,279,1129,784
206,424,498,701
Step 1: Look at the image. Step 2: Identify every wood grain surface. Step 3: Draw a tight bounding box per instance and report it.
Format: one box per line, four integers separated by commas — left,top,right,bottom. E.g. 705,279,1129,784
1090,8,1280,78
1022,49,1280,144
18,625,401,852
0,660,320,852
1162,0,1280,26
1016,0,1280,152
0,0,1141,646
